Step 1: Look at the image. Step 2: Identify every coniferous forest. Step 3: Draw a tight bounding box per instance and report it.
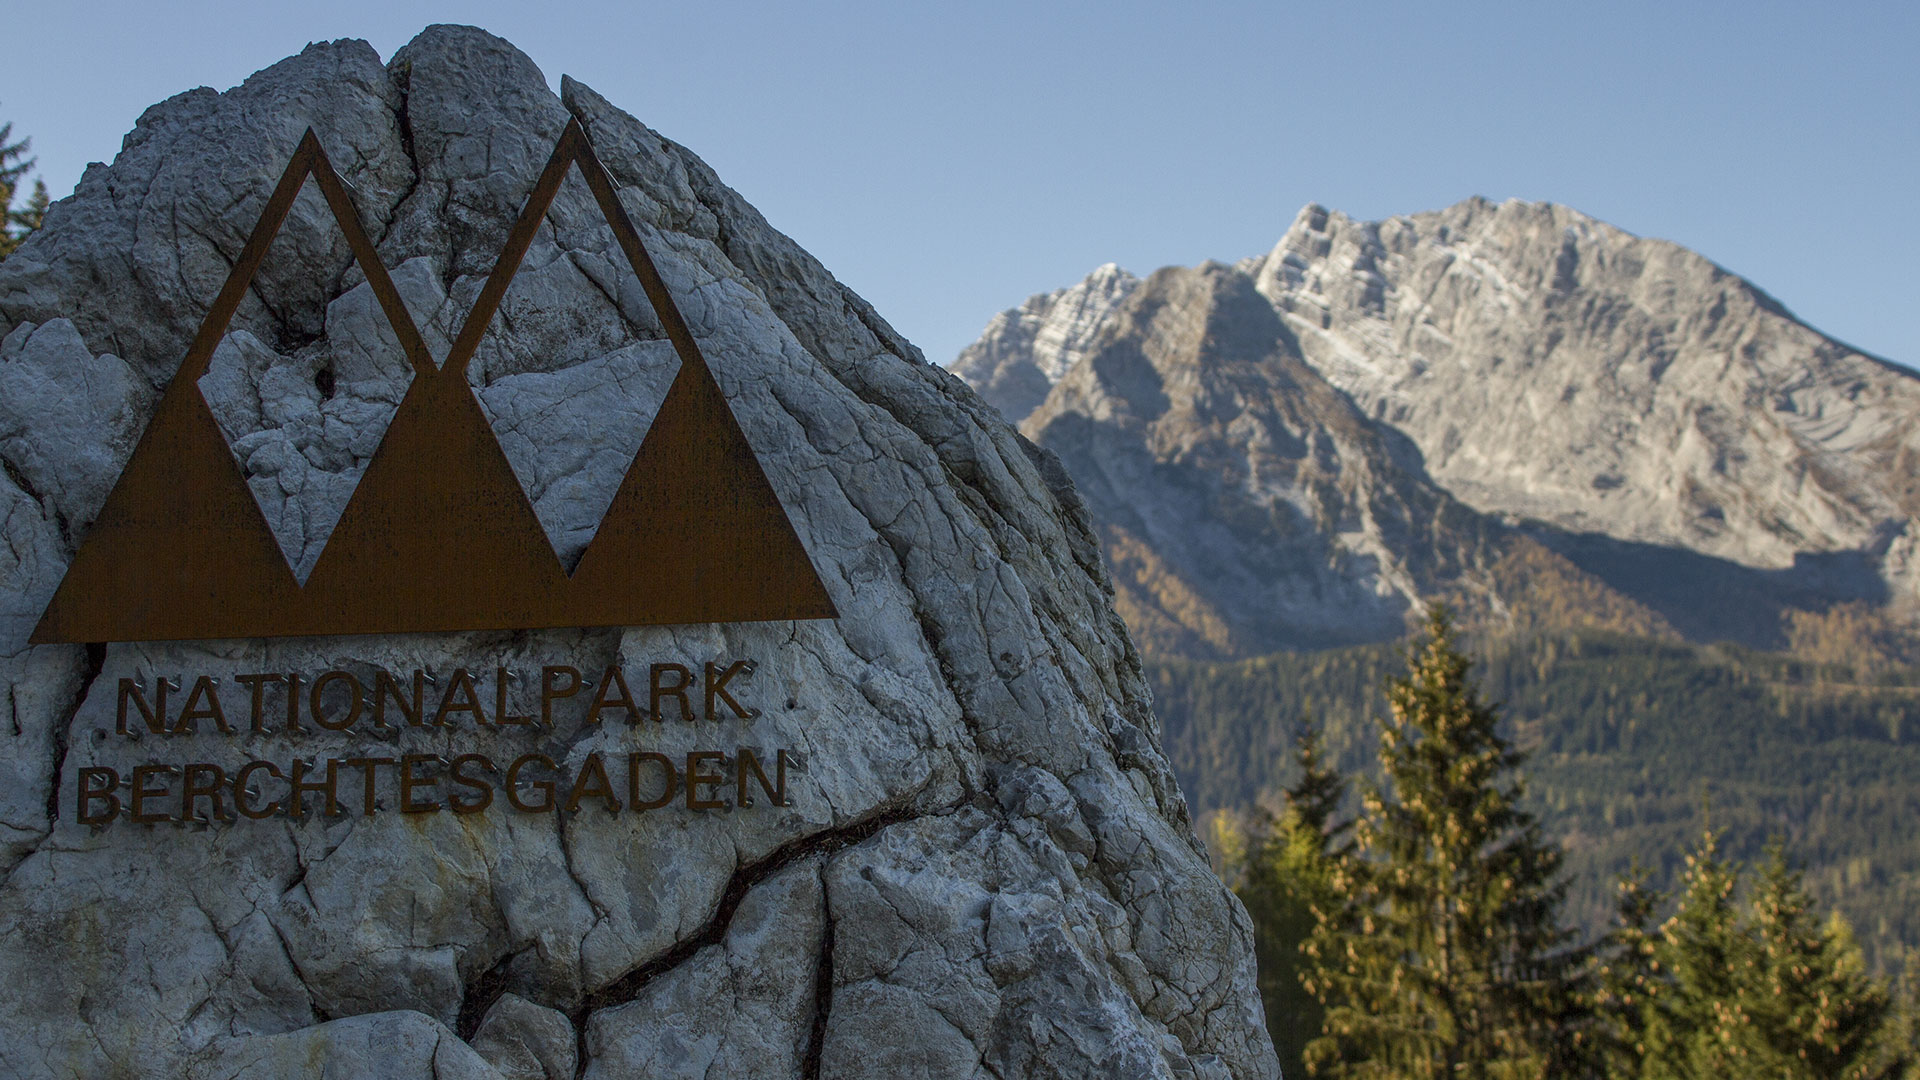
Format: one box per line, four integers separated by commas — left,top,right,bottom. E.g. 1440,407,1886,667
1158,628,1920,973
1202,611,1920,1077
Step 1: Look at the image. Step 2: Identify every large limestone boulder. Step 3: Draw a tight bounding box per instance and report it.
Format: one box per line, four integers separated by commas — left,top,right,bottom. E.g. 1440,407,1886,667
0,25,1276,1080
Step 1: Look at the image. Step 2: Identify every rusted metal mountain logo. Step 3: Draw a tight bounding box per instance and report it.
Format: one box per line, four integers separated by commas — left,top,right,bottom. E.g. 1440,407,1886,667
32,120,837,644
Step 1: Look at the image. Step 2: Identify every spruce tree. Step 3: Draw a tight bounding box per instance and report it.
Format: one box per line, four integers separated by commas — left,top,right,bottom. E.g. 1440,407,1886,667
0,111,43,260
12,178,47,236
1304,607,1585,1079
1634,827,1910,1080
1640,822,1748,1078
1235,721,1350,1078
1589,864,1664,1078
1738,845,1899,1079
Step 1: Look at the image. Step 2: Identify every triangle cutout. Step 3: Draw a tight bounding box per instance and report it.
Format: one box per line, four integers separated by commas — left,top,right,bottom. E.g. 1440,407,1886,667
559,119,835,625
32,130,433,644
31,381,303,643
33,119,837,643
568,354,837,626
301,370,570,635
436,116,836,630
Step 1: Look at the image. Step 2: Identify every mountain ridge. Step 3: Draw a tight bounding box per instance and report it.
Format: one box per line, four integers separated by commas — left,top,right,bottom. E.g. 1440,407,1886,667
950,196,1920,971
1244,198,1920,573
954,196,1919,658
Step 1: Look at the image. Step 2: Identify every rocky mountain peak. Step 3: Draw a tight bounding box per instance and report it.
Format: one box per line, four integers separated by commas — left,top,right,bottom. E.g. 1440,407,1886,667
1021,260,1508,658
1243,197,1920,582
950,261,1139,422
956,196,1920,655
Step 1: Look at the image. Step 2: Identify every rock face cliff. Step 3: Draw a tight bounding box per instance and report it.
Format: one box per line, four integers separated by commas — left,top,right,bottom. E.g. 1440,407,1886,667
1018,262,1509,659
1246,201,1920,589
951,263,1140,425
959,200,1917,656
0,27,1276,1079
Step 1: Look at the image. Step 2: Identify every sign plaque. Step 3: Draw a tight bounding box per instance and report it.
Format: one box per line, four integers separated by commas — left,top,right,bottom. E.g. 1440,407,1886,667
33,118,837,644
37,119,838,829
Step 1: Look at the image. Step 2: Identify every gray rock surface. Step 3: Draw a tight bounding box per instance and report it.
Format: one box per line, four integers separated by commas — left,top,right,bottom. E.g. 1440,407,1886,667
582,859,821,1079
1019,262,1502,658
475,994,577,1080
1245,200,1920,583
951,263,1138,425
0,27,1276,1079
955,200,1920,654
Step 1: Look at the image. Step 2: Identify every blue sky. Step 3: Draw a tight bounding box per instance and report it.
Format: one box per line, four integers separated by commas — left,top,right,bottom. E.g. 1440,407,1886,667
5,1,1915,367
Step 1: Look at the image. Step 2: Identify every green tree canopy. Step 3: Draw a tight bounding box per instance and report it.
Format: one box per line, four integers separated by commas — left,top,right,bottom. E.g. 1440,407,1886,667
1218,721,1352,1078
1637,823,1748,1077
1,109,47,260
1305,607,1588,1079
1588,862,1664,1078
1609,824,1909,1080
